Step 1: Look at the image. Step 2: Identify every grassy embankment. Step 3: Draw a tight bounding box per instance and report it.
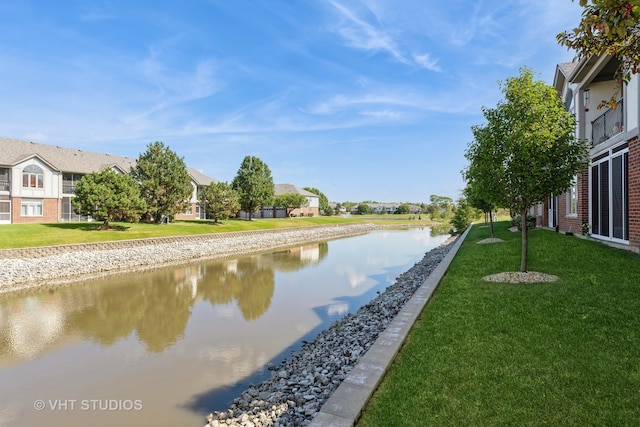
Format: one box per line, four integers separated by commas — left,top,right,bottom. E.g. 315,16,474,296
0,215,438,249
358,221,640,426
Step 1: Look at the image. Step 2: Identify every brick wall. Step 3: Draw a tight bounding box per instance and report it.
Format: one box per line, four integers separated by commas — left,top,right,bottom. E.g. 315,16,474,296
11,197,59,223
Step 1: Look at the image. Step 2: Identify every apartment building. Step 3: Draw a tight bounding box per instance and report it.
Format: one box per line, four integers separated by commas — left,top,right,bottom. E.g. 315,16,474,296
0,138,216,224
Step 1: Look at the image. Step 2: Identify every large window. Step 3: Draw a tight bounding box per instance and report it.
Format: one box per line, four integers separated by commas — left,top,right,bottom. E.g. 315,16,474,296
21,199,43,216
22,165,44,189
590,143,628,241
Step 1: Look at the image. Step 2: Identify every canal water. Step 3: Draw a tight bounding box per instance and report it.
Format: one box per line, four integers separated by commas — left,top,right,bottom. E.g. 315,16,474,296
0,227,449,427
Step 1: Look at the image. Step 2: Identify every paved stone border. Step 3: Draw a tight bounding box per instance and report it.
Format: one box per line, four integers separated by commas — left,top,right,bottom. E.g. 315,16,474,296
308,225,471,426
0,224,366,259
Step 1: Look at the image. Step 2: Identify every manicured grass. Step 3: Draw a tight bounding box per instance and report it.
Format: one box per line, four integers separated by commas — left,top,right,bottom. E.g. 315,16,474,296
358,221,640,426
0,215,437,249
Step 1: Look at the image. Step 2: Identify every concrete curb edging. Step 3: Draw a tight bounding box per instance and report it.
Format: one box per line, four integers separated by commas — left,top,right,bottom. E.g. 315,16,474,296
309,225,472,427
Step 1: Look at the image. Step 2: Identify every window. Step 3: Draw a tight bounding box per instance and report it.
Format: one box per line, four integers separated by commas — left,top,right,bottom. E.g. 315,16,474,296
21,199,43,216
567,177,578,216
22,165,44,188
0,195,10,221
590,143,628,241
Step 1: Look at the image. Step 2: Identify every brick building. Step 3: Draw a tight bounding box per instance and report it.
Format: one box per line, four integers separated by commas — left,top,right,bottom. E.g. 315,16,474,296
0,138,216,224
542,54,640,252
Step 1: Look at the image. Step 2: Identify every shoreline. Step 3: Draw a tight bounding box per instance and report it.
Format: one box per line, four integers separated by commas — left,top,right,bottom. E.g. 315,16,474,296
0,223,380,297
205,234,459,427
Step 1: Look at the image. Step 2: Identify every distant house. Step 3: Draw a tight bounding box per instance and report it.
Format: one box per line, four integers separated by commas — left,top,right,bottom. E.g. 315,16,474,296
541,54,640,252
243,184,320,219
0,137,217,224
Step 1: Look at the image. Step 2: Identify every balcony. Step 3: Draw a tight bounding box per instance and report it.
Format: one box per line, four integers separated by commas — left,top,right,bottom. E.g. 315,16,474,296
592,98,623,146
0,179,9,191
63,183,76,194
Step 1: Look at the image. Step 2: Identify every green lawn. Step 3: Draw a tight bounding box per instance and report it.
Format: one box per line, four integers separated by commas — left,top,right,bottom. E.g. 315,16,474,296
358,221,640,426
0,215,436,249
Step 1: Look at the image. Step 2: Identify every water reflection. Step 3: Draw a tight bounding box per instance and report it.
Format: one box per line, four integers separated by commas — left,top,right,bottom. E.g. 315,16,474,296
0,242,328,362
0,230,448,427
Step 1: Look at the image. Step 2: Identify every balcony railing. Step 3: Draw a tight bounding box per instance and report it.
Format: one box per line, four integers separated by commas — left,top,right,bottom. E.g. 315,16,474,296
63,184,76,194
0,179,9,191
592,98,623,146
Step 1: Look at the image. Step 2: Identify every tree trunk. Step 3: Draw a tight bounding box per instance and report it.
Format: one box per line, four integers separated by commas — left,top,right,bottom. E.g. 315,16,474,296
520,207,528,272
489,209,495,239
99,219,110,230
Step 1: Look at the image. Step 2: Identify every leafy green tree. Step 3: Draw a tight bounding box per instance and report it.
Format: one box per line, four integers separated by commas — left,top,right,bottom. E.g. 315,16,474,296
131,141,193,223
463,181,497,238
426,195,454,220
231,156,274,220
303,187,332,216
199,181,241,223
274,192,309,217
72,168,146,229
396,203,411,214
557,0,640,92
356,203,371,214
464,68,589,272
451,197,477,234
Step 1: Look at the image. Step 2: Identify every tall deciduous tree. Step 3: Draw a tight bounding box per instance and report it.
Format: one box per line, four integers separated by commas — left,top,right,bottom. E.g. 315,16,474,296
72,168,146,229
199,181,241,223
303,187,331,216
558,0,640,90
464,68,589,272
231,156,274,220
274,192,309,217
131,141,193,223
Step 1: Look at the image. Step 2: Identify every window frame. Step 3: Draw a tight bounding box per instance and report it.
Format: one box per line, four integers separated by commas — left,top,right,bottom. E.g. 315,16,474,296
22,165,44,189
21,198,44,217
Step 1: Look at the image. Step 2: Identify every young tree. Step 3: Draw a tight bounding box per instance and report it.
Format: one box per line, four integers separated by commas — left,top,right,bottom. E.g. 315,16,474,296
199,181,241,223
464,68,590,272
451,197,477,234
303,187,332,216
426,195,454,220
356,203,371,214
72,168,146,229
396,203,411,214
274,192,309,217
231,156,274,220
557,0,640,90
131,141,193,223
462,181,497,239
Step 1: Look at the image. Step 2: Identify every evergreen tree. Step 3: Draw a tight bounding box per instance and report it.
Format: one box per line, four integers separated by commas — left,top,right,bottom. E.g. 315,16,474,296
72,168,146,229
131,141,193,223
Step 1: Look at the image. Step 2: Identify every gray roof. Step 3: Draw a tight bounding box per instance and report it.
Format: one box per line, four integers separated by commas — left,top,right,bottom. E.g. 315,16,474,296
0,137,137,174
0,137,217,185
274,183,318,198
557,61,577,77
188,167,217,186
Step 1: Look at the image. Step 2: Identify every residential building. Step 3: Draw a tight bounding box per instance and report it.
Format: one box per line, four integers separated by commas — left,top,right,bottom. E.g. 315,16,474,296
245,184,320,218
545,54,640,252
0,138,216,224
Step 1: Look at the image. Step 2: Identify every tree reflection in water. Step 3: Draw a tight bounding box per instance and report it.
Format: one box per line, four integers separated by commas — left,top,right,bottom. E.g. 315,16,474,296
0,242,326,360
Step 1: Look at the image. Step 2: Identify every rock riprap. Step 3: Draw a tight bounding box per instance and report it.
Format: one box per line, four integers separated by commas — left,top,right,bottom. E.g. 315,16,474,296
0,223,378,294
205,236,457,427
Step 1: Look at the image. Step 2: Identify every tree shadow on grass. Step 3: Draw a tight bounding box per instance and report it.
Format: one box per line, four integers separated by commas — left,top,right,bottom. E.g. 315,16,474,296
43,223,130,232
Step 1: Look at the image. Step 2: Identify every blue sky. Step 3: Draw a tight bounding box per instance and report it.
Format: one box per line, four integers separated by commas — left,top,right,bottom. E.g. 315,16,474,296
0,1,584,203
